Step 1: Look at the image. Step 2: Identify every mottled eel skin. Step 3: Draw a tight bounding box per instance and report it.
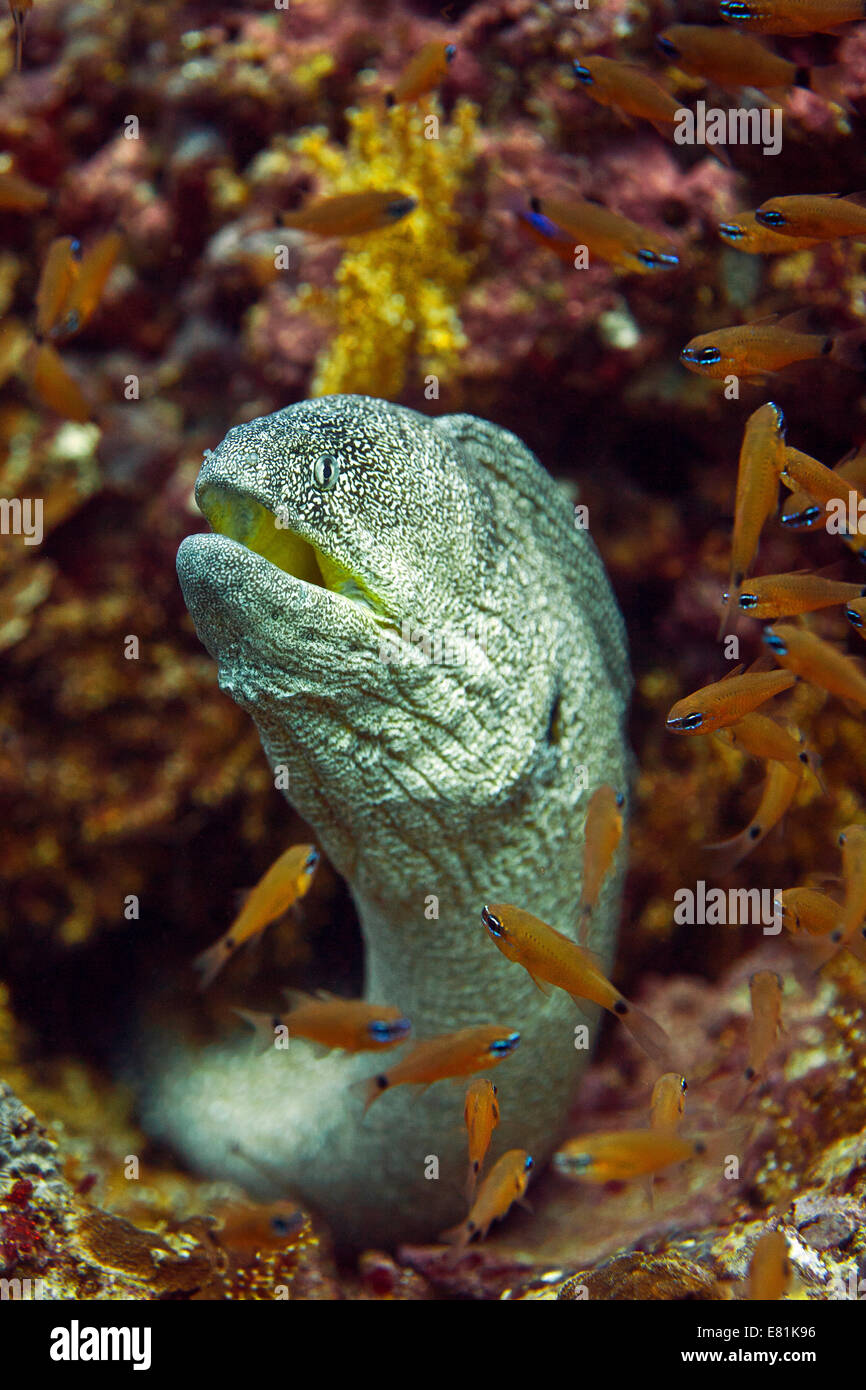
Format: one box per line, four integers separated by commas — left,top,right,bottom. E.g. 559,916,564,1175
143,395,631,1249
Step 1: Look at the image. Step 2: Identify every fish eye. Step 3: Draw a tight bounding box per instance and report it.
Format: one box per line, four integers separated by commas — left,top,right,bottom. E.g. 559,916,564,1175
270,1213,299,1237
756,208,786,228
312,453,340,490
762,630,787,655
738,593,758,610
524,1155,533,1171
681,1079,688,1092
615,792,625,808
445,44,456,62
573,62,593,84
368,1017,411,1042
304,848,320,873
847,606,864,628
636,248,679,269
655,36,679,58
695,347,722,365
385,195,418,222
666,711,704,731
489,1032,520,1056
481,905,504,937
492,1084,498,1095
839,832,847,846
721,1,755,18
718,222,745,241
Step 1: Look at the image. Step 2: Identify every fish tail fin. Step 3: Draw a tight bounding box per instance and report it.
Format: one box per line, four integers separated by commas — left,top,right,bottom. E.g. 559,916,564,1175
801,64,856,116
439,1219,472,1256
192,940,228,992
357,1072,389,1115
830,328,866,374
704,828,758,872
232,1008,279,1054
718,584,740,640
465,1163,479,1204
615,998,676,1068
577,903,592,947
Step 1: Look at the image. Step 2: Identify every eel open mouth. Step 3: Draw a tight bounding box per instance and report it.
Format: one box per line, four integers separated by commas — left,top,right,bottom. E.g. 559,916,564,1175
198,483,390,621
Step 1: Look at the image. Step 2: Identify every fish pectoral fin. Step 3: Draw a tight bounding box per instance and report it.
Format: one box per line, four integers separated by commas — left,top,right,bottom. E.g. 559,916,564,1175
528,971,553,997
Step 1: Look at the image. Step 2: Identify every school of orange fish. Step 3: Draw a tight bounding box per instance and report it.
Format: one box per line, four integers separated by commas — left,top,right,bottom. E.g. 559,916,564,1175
7,0,866,1292
176,5,866,1285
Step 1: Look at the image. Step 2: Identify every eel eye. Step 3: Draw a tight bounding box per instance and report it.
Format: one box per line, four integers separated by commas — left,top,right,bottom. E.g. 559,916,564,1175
312,453,340,491
573,62,593,84
756,208,786,228
481,905,504,937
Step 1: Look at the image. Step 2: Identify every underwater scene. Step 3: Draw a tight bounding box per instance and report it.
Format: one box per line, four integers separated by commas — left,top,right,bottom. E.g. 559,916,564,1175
4,0,866,1321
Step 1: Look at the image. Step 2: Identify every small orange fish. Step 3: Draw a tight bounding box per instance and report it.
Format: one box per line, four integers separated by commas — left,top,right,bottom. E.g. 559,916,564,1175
481,903,672,1064
553,1128,703,1181
775,886,841,937
763,623,866,709
235,992,411,1054
720,402,787,635
833,823,866,946
657,23,805,93
35,236,81,340
681,313,861,382
718,211,822,255
707,759,802,868
650,1073,687,1132
0,167,48,212
463,1078,500,1200
57,230,124,339
0,317,28,389
755,193,866,241
721,0,865,36
29,340,90,422
571,56,681,133
782,446,866,524
281,191,417,237
8,0,32,70
748,1230,791,1300
530,196,680,275
782,446,866,531
386,41,456,107
362,1024,520,1112
194,843,319,990
725,571,865,620
440,1149,532,1249
666,667,796,735
579,784,625,939
745,970,783,1080
846,594,866,637
715,712,821,782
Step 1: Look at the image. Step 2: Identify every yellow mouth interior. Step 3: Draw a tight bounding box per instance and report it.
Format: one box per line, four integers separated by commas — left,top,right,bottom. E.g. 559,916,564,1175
199,485,388,618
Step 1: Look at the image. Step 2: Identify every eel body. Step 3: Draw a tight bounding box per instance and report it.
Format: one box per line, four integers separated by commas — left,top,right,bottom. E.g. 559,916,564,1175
142,395,631,1249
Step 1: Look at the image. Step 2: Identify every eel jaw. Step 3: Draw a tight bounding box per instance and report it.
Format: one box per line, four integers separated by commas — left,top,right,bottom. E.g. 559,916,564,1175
196,482,392,623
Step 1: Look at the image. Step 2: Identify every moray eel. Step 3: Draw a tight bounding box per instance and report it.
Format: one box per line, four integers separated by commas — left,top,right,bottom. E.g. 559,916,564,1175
142,395,631,1249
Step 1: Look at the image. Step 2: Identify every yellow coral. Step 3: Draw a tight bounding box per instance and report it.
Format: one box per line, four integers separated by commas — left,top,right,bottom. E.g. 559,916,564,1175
290,99,478,399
